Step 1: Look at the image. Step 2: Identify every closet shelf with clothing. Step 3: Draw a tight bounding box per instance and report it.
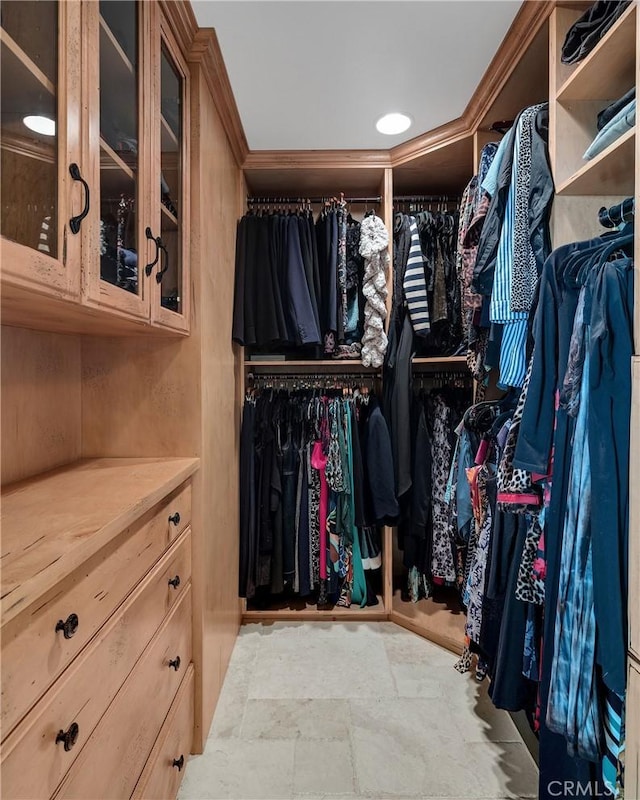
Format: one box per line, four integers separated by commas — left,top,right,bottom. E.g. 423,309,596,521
556,2,636,103
556,127,635,195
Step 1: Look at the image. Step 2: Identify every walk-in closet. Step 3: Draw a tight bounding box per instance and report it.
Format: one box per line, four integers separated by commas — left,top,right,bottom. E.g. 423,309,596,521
1,1,638,799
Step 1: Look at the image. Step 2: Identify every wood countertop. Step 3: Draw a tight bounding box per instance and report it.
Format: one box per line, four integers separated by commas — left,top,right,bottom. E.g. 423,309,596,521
1,457,199,626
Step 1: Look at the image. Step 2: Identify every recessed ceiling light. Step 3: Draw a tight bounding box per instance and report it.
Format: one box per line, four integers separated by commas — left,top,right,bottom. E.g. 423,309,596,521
376,112,412,135
23,115,56,136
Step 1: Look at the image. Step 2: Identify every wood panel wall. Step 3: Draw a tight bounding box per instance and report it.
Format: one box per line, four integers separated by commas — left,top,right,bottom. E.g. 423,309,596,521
80,59,242,752
1,326,81,485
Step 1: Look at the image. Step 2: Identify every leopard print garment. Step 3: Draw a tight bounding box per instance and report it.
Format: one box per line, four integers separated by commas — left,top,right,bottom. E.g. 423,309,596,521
511,104,546,313
515,512,545,605
431,395,457,582
306,444,320,589
497,352,541,512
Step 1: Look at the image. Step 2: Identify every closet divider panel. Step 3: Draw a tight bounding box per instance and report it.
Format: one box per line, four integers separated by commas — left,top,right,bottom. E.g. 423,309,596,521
1,327,82,486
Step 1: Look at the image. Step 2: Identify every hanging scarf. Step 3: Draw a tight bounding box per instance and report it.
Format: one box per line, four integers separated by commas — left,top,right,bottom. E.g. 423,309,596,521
359,214,390,368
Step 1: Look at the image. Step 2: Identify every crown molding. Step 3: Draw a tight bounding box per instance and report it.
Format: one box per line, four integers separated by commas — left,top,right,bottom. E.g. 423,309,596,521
188,28,250,167
389,117,470,168
180,0,554,173
160,0,198,59
464,0,555,131
243,150,391,171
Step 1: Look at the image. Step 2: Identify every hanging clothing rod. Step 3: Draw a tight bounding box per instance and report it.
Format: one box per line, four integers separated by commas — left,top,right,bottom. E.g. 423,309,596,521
247,372,380,383
599,196,634,228
393,195,460,202
246,196,381,205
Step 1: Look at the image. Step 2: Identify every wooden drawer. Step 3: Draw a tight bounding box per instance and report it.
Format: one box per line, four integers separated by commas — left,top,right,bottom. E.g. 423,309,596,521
132,665,195,800
1,530,191,800
54,586,192,800
627,657,640,800
1,481,191,737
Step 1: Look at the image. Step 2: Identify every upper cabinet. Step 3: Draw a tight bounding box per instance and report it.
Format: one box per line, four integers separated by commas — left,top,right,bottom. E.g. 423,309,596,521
150,14,190,333
0,0,191,336
0,1,82,299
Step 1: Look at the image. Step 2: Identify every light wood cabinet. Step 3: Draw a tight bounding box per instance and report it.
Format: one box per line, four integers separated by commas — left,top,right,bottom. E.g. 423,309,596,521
0,0,83,300
0,458,198,800
1,0,191,335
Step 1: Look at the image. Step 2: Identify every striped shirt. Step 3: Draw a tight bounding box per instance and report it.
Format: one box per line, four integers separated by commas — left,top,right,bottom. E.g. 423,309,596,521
403,218,430,336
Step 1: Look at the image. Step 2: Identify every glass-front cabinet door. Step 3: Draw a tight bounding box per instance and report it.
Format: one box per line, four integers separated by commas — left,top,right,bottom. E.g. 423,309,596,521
0,1,82,298
83,0,151,320
151,18,189,332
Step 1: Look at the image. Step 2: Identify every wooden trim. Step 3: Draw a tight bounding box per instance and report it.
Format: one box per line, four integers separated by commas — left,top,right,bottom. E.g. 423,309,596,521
389,117,470,168
242,601,388,623
188,28,249,167
159,0,198,59
390,610,464,657
243,149,391,171
465,0,555,131
0,27,55,95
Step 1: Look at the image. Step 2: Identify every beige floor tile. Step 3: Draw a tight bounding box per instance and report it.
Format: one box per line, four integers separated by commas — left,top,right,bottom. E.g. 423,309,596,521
242,698,352,740
381,627,459,667
294,740,356,796
248,637,395,700
178,739,295,800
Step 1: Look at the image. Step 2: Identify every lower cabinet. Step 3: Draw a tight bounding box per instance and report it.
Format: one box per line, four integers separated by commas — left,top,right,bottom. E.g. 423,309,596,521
132,665,195,800
0,465,197,800
54,586,192,799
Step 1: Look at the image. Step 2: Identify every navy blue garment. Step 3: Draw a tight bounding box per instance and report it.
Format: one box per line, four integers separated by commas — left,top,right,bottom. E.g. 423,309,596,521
286,215,321,345
282,434,298,587
514,241,593,473
239,399,257,598
588,255,634,695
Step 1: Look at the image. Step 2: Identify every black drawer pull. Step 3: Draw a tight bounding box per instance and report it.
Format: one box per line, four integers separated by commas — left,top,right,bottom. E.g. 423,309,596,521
168,575,181,589
55,613,79,639
145,227,161,276
56,722,79,751
172,755,184,771
168,656,181,671
168,512,181,526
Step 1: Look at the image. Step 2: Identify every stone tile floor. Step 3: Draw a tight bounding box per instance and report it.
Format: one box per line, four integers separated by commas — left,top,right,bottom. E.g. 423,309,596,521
178,622,538,800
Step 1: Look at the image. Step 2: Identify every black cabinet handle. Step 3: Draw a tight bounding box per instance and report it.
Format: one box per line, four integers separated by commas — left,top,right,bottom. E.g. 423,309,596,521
168,512,181,526
172,755,184,771
145,227,162,276
168,656,181,671
69,163,90,234
168,575,181,589
56,722,80,751
155,240,169,284
55,613,79,639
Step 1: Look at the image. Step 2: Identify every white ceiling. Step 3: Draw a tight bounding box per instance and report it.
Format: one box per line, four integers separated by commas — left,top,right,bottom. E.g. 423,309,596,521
192,1,522,151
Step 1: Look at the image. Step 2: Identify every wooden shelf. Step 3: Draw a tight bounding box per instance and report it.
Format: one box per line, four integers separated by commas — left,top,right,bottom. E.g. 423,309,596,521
556,4,636,102
99,14,134,77
556,128,635,196
243,596,386,622
161,203,179,230
100,137,135,180
161,114,179,150
1,130,55,164
0,27,54,96
1,457,199,627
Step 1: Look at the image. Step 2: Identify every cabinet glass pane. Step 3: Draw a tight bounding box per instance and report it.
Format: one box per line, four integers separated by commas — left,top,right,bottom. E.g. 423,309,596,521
159,45,182,315
0,1,58,258
99,0,139,295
